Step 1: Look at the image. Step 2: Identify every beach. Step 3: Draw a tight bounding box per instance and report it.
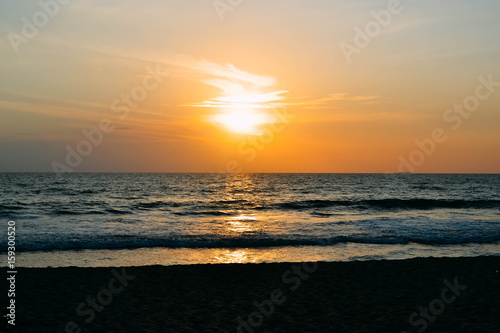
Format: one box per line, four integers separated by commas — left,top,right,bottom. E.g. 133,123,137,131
7,256,500,332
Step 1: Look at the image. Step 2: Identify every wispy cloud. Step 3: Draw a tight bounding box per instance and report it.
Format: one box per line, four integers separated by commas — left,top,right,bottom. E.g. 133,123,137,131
172,57,277,91
296,93,379,109
174,57,379,112
172,56,287,109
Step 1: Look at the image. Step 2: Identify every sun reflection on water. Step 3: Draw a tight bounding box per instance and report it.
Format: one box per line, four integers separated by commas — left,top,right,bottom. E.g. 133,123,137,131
226,214,258,234
213,249,254,264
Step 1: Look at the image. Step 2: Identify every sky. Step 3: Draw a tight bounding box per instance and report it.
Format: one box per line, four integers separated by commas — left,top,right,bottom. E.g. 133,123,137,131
0,0,499,173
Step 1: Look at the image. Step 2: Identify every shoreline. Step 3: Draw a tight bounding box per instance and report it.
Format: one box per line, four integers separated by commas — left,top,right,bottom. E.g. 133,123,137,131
6,255,500,332
14,242,500,268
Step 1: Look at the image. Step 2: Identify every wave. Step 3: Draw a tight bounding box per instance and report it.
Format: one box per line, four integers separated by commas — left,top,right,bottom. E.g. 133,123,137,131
50,208,133,215
11,234,500,252
172,210,235,216
133,201,188,210
3,197,499,217
274,198,500,210
0,203,27,211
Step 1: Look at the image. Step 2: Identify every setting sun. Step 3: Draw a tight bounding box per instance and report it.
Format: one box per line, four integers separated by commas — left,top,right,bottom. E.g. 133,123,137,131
211,109,272,135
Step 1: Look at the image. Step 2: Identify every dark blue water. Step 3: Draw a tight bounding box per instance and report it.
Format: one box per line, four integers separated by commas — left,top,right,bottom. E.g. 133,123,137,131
1,173,499,258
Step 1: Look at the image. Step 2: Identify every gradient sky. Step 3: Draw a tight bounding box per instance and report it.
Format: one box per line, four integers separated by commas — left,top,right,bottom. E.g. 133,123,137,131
1,0,499,173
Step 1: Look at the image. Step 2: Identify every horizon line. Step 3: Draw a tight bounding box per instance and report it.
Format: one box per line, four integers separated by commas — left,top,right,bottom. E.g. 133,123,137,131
1,172,499,175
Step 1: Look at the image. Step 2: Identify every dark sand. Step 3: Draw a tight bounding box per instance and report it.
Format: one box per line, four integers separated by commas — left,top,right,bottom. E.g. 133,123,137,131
5,256,500,332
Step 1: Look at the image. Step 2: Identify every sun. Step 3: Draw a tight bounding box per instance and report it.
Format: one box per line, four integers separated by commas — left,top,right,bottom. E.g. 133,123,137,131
211,109,271,135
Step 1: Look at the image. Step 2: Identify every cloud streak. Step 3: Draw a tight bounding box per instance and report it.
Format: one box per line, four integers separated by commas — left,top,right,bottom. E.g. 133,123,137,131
169,55,287,109
295,93,379,109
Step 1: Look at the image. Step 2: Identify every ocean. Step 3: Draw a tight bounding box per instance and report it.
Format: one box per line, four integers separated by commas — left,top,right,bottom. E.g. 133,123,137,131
1,173,499,267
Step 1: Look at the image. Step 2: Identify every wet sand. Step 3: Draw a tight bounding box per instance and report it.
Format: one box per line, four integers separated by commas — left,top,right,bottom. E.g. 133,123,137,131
6,256,500,332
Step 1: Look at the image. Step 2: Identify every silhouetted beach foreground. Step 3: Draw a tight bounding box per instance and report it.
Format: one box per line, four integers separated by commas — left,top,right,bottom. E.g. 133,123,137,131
9,256,500,332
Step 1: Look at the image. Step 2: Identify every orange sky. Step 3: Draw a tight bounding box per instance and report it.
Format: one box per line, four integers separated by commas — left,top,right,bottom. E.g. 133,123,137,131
1,0,499,173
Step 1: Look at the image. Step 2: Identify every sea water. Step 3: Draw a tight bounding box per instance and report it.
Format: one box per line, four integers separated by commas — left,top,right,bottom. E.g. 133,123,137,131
1,173,499,267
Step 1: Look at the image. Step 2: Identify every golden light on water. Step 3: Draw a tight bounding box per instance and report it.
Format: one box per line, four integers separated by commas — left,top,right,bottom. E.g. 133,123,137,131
213,249,252,264
226,214,258,233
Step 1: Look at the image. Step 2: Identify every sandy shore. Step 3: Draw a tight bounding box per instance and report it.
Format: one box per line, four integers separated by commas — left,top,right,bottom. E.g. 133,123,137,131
5,256,500,332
